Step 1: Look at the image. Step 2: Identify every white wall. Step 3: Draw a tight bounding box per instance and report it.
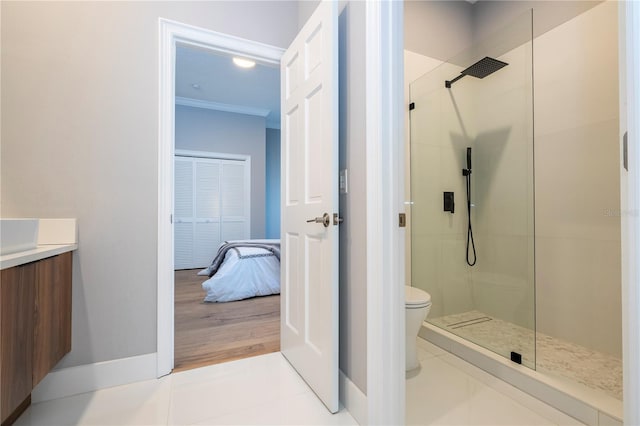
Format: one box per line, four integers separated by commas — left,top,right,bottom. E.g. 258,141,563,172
175,105,266,238
0,1,299,369
265,128,280,239
338,0,368,394
533,1,621,357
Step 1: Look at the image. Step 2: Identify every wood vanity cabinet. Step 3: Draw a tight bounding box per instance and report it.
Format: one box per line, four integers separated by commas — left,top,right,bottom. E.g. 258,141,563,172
0,252,72,425
32,253,72,386
0,263,35,425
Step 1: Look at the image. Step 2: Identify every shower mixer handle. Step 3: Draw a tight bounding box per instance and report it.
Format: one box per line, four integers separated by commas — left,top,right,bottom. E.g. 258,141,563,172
444,192,455,214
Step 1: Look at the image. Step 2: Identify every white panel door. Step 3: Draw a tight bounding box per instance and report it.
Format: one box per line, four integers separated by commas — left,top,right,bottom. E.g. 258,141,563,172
280,0,339,413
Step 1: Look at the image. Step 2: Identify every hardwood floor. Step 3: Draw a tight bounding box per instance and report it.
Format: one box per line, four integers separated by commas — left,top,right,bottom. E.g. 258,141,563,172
174,269,280,373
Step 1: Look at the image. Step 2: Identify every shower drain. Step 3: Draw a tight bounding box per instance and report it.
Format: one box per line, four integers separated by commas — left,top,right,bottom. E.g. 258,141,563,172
447,316,493,329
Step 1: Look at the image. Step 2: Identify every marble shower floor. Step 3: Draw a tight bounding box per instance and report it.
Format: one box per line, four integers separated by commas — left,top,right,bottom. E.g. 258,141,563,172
430,310,623,400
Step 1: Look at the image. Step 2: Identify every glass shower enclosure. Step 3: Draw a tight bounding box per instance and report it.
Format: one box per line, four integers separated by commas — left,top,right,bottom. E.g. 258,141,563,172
409,11,535,368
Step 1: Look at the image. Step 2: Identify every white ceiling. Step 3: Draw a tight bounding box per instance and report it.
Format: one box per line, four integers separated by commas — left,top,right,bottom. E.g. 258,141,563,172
175,44,281,128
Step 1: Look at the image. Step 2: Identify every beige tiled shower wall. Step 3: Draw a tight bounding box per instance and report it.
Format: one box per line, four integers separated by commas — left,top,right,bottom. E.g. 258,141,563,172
405,0,621,360
533,1,621,358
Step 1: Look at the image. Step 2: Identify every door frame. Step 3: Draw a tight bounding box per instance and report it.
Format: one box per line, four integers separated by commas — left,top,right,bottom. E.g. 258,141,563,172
157,18,284,377
364,1,405,424
158,11,406,425
621,2,640,424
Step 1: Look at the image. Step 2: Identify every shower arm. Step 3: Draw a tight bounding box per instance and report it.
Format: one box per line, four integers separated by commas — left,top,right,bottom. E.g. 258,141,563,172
445,74,465,88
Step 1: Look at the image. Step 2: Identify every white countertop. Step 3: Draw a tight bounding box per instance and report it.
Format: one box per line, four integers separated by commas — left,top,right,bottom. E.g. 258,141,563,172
0,218,78,270
0,244,78,270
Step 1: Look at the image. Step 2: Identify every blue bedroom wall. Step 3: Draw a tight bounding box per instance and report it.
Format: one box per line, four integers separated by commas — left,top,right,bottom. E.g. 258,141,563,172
265,128,281,239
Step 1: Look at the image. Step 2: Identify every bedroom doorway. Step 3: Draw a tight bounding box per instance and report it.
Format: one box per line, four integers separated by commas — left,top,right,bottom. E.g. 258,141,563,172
158,8,345,412
171,40,283,372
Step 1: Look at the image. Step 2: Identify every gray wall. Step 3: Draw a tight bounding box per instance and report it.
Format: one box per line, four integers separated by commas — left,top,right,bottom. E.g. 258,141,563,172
1,1,299,369
404,0,602,65
265,128,280,239
175,105,266,239
404,0,473,62
298,0,321,29
472,1,602,42
338,0,368,394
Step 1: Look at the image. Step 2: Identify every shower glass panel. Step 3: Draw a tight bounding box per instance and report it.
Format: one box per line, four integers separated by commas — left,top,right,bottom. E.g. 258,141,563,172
409,10,535,368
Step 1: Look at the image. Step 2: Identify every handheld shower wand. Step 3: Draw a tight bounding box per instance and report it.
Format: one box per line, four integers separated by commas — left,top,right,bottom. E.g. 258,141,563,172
462,147,472,175
463,147,477,266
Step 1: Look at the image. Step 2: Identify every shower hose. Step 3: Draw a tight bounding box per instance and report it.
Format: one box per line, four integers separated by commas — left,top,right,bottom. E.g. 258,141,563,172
465,173,477,266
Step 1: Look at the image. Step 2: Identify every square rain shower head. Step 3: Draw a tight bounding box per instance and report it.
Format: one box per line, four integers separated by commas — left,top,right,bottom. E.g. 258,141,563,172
462,56,509,79
445,56,509,88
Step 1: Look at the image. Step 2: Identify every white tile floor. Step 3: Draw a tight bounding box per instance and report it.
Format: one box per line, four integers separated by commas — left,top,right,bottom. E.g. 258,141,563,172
15,353,356,426
15,344,585,426
407,338,585,425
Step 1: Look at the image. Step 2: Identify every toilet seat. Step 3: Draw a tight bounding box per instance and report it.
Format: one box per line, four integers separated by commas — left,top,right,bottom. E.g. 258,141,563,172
405,286,432,309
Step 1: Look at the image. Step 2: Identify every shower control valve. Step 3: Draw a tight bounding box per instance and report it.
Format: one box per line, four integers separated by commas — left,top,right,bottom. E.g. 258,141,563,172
444,192,455,214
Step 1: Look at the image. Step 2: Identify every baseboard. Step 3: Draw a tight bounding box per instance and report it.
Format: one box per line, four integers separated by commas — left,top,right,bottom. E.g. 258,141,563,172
32,353,157,403
339,370,367,425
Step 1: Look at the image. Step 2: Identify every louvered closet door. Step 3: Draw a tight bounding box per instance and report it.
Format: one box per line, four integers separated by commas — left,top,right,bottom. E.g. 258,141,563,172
174,158,194,270
174,155,250,270
220,160,250,241
194,160,221,268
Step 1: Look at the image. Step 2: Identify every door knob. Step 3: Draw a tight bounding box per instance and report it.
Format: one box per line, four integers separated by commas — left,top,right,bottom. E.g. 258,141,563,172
307,213,330,228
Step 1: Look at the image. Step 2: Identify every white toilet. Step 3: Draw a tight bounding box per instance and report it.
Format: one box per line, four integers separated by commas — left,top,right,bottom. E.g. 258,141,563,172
405,285,432,371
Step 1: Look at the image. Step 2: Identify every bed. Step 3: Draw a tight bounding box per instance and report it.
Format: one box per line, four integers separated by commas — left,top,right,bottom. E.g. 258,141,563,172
197,239,280,302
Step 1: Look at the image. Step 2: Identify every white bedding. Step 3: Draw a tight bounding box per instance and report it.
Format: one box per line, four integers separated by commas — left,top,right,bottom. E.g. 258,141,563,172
200,241,280,302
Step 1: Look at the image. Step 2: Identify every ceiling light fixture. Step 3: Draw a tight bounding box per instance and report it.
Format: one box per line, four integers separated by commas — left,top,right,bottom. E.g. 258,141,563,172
233,57,256,69
191,83,201,90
